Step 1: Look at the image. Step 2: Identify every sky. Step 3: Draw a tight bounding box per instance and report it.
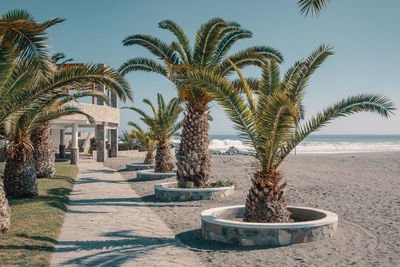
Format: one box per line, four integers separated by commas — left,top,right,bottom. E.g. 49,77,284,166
2,0,400,135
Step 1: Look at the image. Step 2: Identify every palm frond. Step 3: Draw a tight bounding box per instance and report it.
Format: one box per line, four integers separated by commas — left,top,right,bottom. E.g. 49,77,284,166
159,19,192,63
298,0,329,16
216,46,283,76
276,94,395,167
231,77,260,94
285,44,333,116
212,29,252,64
193,18,227,68
122,34,178,64
119,57,167,77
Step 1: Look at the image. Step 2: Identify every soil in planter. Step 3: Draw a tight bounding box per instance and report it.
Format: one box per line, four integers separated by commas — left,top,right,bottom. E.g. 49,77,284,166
225,214,309,223
184,180,236,189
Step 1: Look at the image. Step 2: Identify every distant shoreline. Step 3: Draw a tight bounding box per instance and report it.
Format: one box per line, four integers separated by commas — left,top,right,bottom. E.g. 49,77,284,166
172,134,400,154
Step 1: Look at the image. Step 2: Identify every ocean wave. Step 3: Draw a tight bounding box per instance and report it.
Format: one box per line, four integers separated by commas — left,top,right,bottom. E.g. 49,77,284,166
172,139,400,154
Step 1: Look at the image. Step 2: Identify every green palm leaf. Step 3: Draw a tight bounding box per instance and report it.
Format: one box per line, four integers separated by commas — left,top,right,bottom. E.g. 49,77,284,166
298,0,329,16
118,57,168,77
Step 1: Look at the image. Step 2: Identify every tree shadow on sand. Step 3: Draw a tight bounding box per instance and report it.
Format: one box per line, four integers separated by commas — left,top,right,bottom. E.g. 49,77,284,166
176,229,276,252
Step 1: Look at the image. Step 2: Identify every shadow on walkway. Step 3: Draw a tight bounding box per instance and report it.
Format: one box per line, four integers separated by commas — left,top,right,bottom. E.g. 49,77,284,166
55,230,182,266
74,177,129,185
68,196,201,208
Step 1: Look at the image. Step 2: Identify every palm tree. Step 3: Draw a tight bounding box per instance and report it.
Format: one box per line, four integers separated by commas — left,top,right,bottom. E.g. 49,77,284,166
125,94,183,173
31,52,73,178
0,9,63,232
0,10,63,124
3,62,132,198
298,0,329,16
119,130,136,150
4,104,95,198
0,10,132,199
120,18,282,187
179,45,395,223
129,124,156,165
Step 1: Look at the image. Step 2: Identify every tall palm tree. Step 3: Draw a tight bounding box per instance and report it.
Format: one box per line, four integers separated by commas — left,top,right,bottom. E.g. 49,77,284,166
3,62,132,198
4,104,94,198
125,94,183,173
0,10,63,124
0,9,63,232
120,18,282,187
0,10,133,199
31,52,74,178
129,124,156,165
298,0,329,16
179,45,395,223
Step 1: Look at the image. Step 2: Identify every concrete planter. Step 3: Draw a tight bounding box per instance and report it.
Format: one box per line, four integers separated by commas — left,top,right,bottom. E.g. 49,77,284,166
201,205,338,247
154,182,235,201
126,163,155,171
136,169,176,181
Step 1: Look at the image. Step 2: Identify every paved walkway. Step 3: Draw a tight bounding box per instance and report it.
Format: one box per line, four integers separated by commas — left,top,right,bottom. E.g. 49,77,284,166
51,158,203,266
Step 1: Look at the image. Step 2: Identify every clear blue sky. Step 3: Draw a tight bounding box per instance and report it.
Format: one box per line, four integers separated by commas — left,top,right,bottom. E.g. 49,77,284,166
2,0,399,135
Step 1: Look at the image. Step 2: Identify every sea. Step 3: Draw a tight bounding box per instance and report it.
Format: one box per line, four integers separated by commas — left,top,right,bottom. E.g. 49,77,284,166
173,135,400,154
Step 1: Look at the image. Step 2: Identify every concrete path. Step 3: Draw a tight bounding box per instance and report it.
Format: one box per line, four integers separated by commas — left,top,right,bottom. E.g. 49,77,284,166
51,158,203,267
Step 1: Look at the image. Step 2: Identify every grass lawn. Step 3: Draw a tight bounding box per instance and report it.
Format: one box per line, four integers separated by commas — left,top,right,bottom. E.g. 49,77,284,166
0,161,77,266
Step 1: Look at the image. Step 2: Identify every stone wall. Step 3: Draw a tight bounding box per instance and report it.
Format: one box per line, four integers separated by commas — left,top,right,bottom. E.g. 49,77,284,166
154,182,235,201
201,206,338,247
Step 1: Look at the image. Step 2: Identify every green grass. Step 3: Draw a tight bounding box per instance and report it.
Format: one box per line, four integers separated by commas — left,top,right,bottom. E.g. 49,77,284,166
0,161,77,266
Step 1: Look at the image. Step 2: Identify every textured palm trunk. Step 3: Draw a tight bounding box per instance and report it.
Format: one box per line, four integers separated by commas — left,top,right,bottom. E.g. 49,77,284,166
143,151,154,165
155,140,174,173
0,139,7,162
31,124,55,178
243,170,291,223
0,124,7,162
176,109,210,188
4,150,38,198
0,180,10,232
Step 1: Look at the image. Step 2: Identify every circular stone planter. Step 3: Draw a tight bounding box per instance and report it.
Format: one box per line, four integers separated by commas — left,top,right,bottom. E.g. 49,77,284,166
136,169,176,181
126,163,155,171
154,182,235,201
201,205,338,247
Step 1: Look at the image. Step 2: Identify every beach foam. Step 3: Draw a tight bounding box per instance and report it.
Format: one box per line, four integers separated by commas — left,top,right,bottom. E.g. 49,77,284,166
172,136,400,154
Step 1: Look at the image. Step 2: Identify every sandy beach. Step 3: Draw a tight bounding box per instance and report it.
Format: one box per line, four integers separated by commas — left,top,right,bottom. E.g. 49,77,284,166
103,152,400,266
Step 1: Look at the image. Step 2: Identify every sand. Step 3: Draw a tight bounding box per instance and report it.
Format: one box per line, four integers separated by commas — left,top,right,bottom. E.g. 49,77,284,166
104,152,400,266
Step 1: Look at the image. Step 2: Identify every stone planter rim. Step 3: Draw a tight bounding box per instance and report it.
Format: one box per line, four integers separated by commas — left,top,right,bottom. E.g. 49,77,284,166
137,169,176,176
154,181,235,192
201,205,338,229
126,163,155,167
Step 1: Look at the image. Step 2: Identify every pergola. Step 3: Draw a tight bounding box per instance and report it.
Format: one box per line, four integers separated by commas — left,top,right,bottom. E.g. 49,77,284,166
50,74,120,164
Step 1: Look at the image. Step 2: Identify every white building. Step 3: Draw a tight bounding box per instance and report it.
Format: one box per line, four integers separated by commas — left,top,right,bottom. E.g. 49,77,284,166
50,82,120,164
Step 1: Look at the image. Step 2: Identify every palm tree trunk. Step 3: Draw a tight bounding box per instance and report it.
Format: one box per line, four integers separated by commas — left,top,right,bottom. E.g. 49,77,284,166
0,180,10,232
3,149,38,198
31,124,55,178
155,140,174,173
243,170,291,223
143,151,154,164
0,123,7,162
176,109,210,188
